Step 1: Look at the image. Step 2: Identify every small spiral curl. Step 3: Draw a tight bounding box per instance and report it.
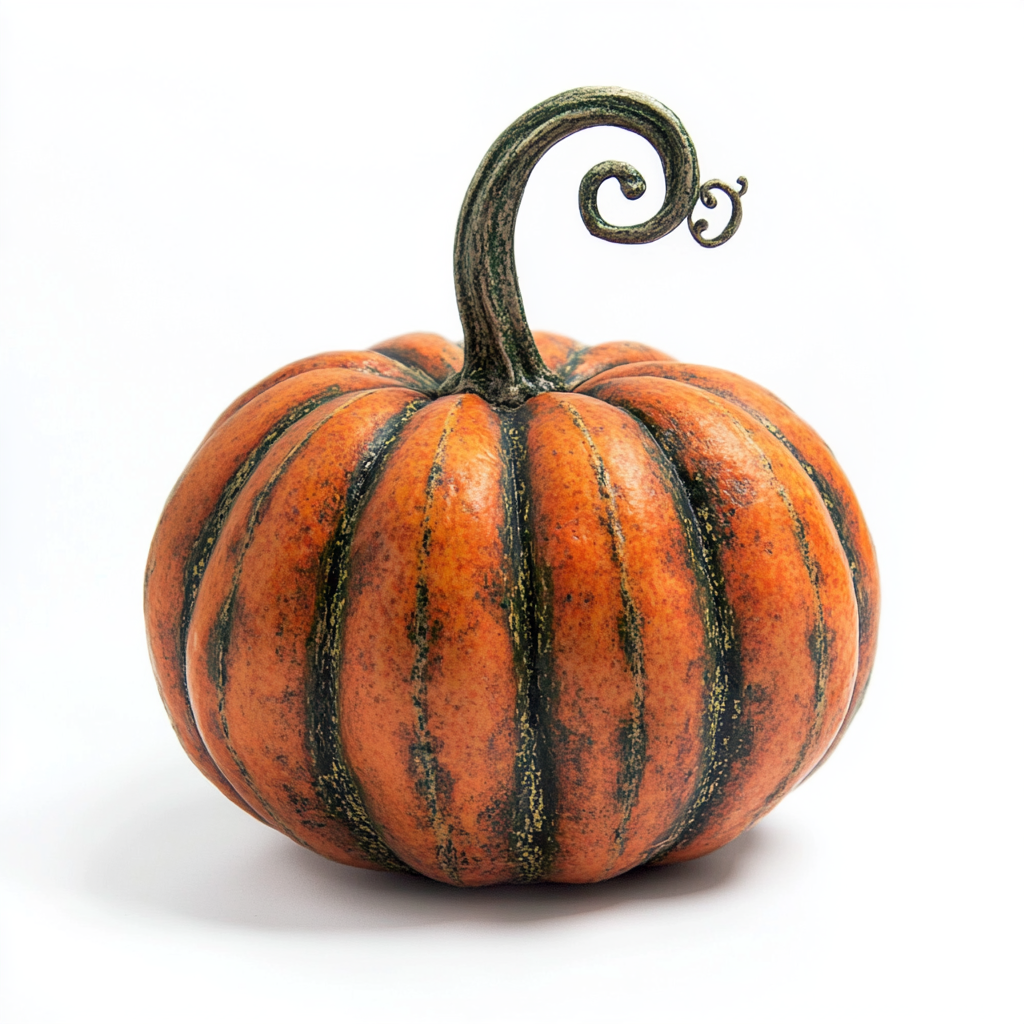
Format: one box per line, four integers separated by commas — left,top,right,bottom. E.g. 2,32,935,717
688,177,748,248
579,160,652,243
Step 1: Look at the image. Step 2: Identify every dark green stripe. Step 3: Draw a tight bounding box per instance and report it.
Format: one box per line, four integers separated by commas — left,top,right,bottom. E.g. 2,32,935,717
673,374,872,696
759,415,873,728
338,360,438,396
595,396,746,862
502,408,558,881
563,400,647,854
557,346,591,387
179,385,350,683
371,342,454,389
726,391,874,768
671,373,858,767
563,348,670,390
406,403,461,882
607,389,835,853
540,341,585,380
307,398,427,873
383,359,443,393
760,467,830,802
206,398,357,845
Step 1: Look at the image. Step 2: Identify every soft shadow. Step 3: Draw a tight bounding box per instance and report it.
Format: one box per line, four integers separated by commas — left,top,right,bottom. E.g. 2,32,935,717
67,770,778,932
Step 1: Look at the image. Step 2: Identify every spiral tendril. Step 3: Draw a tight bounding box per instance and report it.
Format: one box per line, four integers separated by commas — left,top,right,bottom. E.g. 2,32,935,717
688,177,748,248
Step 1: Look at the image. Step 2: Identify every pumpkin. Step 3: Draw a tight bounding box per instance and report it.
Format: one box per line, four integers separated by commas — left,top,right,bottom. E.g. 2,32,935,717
145,87,879,886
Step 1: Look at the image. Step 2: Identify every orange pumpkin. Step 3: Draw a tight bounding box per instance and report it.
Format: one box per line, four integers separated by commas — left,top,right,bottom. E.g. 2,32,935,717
145,88,878,885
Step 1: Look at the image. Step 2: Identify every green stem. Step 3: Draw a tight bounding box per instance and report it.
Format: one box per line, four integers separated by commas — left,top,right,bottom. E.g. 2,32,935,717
439,86,705,407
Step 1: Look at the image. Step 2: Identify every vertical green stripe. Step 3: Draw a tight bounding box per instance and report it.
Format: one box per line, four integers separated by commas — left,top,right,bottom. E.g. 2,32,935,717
172,384,352,810
502,408,558,881
597,399,746,862
607,391,833,855
206,395,362,845
760,461,831,802
178,385,348,714
562,400,647,854
307,399,427,873
671,374,873,717
405,401,461,882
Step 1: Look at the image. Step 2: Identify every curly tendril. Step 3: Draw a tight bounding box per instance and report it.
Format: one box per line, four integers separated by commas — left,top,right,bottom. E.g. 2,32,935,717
440,87,746,407
578,160,648,240
688,177,748,248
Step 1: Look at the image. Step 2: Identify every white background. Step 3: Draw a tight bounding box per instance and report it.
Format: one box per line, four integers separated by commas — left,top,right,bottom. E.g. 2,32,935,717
1,2,1021,1021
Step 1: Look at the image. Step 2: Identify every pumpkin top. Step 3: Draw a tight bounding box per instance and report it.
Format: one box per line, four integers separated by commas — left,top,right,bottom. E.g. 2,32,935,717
438,86,747,407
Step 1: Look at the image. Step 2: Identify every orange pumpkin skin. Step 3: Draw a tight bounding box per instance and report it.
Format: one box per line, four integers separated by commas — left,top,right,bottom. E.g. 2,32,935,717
144,331,879,885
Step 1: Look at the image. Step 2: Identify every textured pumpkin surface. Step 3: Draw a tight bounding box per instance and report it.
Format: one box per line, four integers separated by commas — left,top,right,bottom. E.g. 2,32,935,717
144,331,879,885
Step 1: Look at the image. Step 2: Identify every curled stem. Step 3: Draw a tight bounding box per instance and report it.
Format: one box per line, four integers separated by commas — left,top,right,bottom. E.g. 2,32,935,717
440,87,745,406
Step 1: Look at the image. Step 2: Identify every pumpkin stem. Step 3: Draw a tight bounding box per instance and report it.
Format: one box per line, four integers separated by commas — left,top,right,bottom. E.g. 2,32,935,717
438,86,745,407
